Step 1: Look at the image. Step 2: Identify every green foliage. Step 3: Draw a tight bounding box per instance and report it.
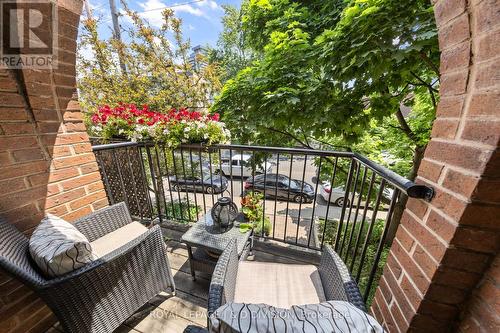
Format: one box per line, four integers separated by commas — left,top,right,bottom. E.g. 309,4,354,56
314,87,435,182
239,216,271,236
254,216,272,236
153,118,230,148
318,217,389,306
210,3,255,82
212,0,439,179
77,5,222,117
166,200,200,223
240,191,272,236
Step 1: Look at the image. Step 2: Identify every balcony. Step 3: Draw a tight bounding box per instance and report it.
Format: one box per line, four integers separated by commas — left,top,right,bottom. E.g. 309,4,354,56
1,0,497,331
56,141,433,332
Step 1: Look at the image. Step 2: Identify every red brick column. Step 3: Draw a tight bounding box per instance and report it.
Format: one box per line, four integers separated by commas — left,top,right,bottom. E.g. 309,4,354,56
371,0,500,332
458,254,500,331
0,0,108,331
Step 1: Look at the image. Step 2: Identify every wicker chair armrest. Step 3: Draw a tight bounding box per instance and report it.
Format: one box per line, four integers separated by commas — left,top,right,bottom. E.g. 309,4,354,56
73,202,133,242
42,225,168,288
319,245,365,311
208,239,239,317
183,325,209,333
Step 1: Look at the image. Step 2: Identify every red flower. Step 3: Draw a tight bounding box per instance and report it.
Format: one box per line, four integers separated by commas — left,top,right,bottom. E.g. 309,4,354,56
91,104,219,138
91,114,100,124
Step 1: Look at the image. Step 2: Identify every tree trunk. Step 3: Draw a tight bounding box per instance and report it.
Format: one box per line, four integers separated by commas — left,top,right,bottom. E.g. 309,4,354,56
385,145,426,245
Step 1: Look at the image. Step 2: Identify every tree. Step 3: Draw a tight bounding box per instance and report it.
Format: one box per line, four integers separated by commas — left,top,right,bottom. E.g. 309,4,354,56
77,5,222,117
212,0,439,243
212,0,439,180
209,2,254,83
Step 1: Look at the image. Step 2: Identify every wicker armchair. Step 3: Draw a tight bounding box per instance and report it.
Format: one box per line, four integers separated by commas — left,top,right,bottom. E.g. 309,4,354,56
185,239,365,333
0,203,175,333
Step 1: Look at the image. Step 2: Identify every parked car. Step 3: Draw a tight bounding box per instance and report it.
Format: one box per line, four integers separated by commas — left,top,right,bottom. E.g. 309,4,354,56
169,168,228,194
244,174,315,203
320,183,352,207
320,182,395,207
216,153,273,178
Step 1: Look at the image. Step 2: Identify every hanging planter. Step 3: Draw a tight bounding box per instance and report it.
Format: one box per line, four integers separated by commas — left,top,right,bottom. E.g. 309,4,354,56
88,103,231,148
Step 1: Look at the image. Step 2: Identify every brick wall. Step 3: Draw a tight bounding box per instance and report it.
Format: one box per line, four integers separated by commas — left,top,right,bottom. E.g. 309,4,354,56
371,0,500,332
0,0,108,332
458,253,499,332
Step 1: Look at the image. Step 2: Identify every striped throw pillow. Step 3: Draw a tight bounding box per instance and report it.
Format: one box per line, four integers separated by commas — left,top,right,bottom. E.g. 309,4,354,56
29,215,96,278
210,301,385,333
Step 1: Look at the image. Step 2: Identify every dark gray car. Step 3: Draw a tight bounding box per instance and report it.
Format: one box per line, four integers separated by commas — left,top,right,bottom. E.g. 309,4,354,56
244,173,315,203
169,169,228,194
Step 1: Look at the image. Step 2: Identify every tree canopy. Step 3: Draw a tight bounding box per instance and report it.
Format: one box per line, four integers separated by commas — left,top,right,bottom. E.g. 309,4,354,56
212,0,439,179
208,3,255,83
77,5,222,115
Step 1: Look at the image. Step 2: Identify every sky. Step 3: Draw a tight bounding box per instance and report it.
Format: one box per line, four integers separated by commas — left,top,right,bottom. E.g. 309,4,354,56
83,0,242,49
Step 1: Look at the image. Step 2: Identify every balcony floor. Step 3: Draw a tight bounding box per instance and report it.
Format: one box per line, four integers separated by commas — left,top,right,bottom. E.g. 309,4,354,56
46,226,319,333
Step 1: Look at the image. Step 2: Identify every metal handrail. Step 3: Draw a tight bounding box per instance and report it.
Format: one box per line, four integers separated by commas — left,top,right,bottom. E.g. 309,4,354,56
353,153,434,201
92,141,434,201
92,141,141,151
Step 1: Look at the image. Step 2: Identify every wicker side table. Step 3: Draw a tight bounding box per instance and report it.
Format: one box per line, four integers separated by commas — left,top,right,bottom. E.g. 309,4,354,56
180,212,253,280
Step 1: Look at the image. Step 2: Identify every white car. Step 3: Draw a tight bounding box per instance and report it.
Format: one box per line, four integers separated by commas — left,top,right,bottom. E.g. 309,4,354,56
320,182,395,207
216,153,273,178
320,183,352,206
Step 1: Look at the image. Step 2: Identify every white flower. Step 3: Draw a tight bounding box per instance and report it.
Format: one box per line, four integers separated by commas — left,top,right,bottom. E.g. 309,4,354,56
147,124,157,136
130,132,143,142
135,124,149,133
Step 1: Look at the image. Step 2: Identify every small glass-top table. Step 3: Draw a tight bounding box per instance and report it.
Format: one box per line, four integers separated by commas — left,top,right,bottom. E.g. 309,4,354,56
180,211,253,280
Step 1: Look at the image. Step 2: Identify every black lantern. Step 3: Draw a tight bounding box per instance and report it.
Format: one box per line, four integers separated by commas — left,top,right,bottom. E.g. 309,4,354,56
211,197,238,233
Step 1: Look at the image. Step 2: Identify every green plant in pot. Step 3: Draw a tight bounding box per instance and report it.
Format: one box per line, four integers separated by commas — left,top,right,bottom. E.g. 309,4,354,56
240,191,272,236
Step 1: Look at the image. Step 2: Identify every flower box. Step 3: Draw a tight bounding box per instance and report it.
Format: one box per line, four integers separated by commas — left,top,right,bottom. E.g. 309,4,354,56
89,104,230,148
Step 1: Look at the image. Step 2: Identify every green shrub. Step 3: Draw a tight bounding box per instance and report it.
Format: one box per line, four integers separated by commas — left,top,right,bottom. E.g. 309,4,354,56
317,217,390,306
166,200,200,223
253,216,272,237
240,191,272,236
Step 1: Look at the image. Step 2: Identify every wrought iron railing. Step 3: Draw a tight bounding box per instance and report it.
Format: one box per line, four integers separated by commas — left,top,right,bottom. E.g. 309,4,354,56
92,141,433,302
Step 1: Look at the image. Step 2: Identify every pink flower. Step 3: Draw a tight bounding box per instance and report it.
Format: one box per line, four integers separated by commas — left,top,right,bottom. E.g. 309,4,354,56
91,114,100,124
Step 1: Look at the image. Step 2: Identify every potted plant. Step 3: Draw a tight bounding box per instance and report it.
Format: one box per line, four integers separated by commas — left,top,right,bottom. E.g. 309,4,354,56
239,191,272,236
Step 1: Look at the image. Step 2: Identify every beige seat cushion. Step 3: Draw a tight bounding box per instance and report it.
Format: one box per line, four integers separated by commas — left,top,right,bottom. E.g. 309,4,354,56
90,222,148,258
234,262,326,308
